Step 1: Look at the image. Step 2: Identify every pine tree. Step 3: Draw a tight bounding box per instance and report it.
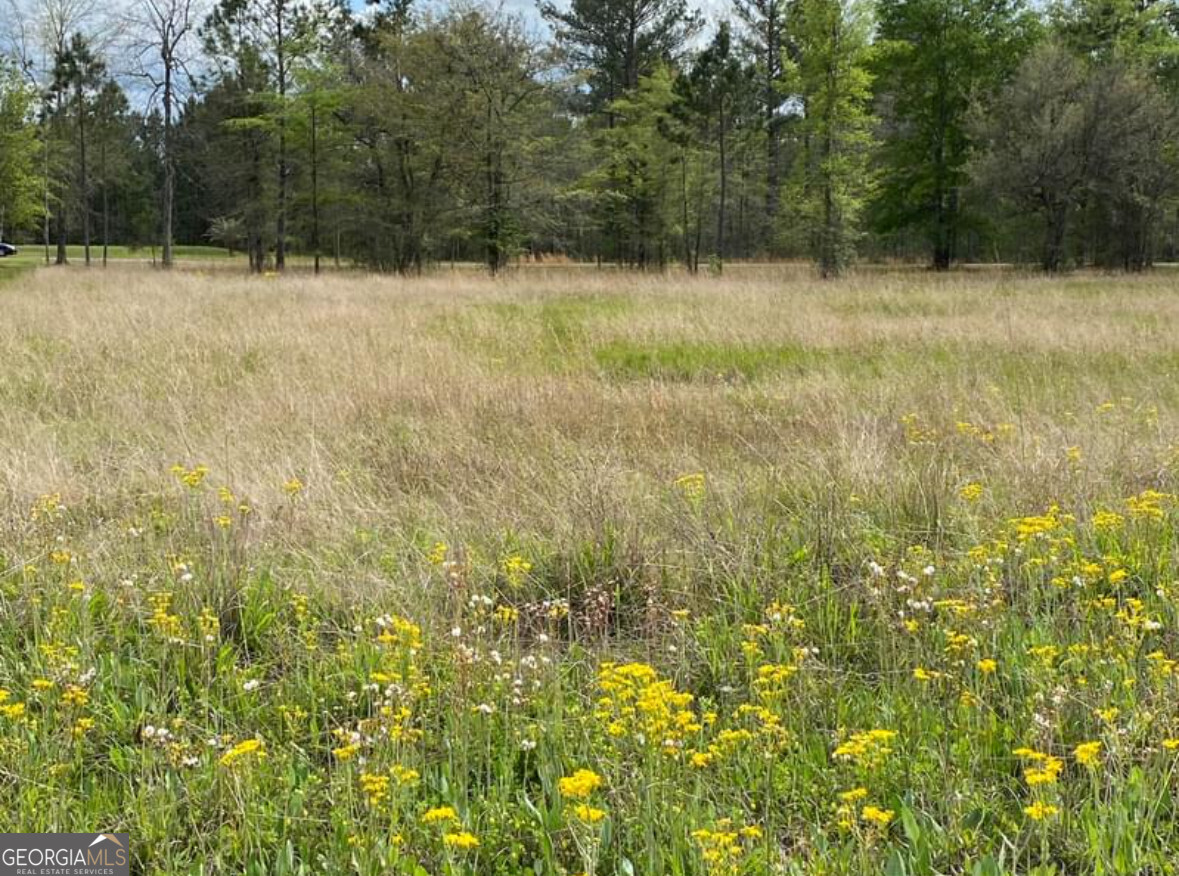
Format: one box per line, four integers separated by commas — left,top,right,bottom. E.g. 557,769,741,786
591,66,682,267
786,0,877,277
53,32,105,266
540,0,702,114
674,22,754,269
733,0,791,242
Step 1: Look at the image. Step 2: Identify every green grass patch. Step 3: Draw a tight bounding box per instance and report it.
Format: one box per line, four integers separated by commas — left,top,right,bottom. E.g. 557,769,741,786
0,259,33,285
594,339,825,381
434,292,638,371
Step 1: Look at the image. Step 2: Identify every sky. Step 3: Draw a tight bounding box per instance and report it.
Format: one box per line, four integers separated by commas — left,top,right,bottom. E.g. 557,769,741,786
355,0,729,39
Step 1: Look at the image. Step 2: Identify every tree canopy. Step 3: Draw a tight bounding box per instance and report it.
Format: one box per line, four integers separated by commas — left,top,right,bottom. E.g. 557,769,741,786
1,0,1177,274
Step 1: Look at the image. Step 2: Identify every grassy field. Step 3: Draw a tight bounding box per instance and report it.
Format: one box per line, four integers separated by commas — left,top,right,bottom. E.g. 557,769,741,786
1,265,1178,874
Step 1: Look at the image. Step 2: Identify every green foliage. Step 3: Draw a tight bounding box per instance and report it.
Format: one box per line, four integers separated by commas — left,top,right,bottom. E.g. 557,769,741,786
1054,0,1179,86
9,0,1179,271
784,0,878,277
872,0,1039,268
0,63,41,237
673,22,757,269
588,67,684,268
540,0,703,111
972,42,1179,271
427,9,555,274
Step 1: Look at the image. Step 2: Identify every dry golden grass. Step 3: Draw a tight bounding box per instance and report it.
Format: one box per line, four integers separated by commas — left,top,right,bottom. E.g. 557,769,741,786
1,265,1176,566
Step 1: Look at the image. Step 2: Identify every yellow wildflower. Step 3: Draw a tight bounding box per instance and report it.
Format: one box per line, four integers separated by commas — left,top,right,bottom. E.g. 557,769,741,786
558,768,604,799
1024,801,1058,821
1074,741,1101,767
861,806,894,828
422,806,459,825
501,555,532,587
959,482,984,502
219,737,265,768
572,804,607,823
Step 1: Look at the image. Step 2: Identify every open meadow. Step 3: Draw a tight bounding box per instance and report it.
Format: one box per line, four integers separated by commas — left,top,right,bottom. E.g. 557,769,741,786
2,265,1179,874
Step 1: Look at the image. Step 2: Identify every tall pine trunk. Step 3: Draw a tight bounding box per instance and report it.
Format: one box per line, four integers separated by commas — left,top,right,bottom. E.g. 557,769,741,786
310,103,320,275
162,58,174,269
101,137,108,267
716,104,727,269
78,82,90,267
275,0,288,273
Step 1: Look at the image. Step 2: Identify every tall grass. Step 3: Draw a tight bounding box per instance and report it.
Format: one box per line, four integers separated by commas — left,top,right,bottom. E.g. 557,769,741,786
0,265,1177,873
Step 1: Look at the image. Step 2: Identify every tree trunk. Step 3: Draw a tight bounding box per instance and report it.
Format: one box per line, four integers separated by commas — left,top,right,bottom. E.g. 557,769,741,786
101,139,108,268
930,37,952,272
764,6,780,245
275,0,288,273
932,240,951,271
162,54,174,269
820,48,838,278
1042,202,1068,272
716,104,727,270
43,119,51,265
56,201,68,265
311,103,320,275
78,83,90,267
681,149,694,272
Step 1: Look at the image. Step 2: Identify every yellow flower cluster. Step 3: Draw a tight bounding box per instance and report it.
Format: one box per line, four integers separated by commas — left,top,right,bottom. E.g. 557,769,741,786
958,482,984,502
170,464,210,489
148,592,183,640
861,805,895,828
834,729,897,769
501,554,532,587
572,803,606,823
1010,505,1070,541
1013,748,1064,786
690,820,761,875
359,773,389,807
596,662,700,752
0,690,26,721
219,737,265,768
674,472,707,503
1125,489,1172,521
422,806,459,824
558,768,604,799
1024,800,1058,821
1073,741,1101,767
376,615,423,652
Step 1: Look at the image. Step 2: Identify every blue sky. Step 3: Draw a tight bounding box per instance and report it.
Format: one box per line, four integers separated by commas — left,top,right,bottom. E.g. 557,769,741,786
352,0,729,37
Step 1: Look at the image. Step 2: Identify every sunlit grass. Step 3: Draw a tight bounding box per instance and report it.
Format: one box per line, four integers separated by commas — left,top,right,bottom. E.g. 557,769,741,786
1,266,1178,874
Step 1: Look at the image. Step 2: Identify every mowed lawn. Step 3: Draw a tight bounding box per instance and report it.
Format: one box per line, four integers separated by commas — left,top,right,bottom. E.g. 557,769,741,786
0,243,238,267
1,265,1178,874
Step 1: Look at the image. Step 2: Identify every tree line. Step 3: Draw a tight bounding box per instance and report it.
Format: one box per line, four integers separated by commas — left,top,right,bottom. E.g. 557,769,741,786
2,0,1178,276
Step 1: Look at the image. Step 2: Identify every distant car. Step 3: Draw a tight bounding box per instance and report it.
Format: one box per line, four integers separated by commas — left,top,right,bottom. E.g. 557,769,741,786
0,243,17,258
